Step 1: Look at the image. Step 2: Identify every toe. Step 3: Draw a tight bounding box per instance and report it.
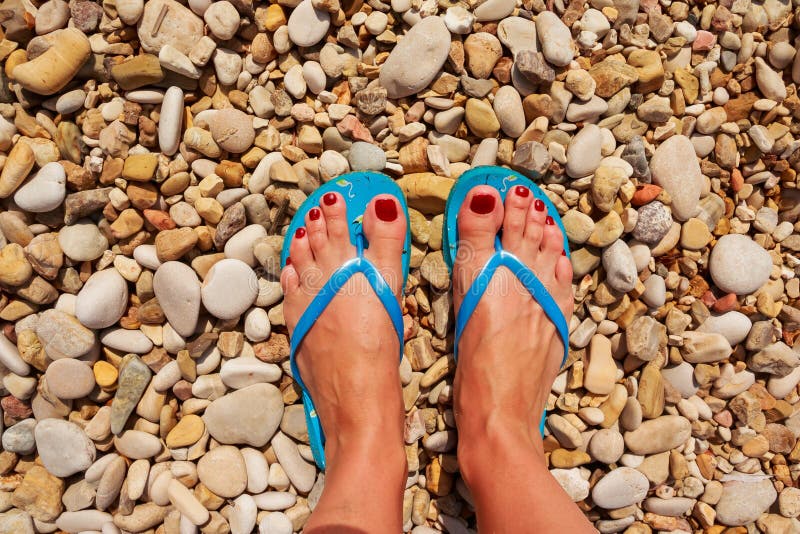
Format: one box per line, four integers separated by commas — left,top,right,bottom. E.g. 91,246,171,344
305,206,328,256
554,255,574,317
362,195,407,296
523,198,547,260
538,216,566,275
319,191,350,246
501,185,533,252
280,261,301,295
289,226,315,277
456,185,504,261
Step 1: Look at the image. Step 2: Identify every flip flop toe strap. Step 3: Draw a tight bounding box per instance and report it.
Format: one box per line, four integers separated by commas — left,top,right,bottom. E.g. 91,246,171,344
289,247,404,469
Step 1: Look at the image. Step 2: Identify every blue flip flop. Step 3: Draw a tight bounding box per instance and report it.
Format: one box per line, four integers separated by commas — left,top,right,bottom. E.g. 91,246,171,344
443,166,570,433
280,172,411,470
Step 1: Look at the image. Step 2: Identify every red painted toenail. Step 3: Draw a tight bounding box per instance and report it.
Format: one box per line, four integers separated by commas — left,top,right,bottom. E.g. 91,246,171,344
545,216,554,225
470,194,495,214
534,199,545,211
295,227,306,238
323,193,337,206
375,198,398,221
515,186,529,197
309,207,321,221
561,250,566,256
286,257,292,265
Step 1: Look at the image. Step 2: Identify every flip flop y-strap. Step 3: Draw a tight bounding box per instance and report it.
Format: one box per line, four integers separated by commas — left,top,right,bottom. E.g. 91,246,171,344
288,234,404,470
455,236,569,366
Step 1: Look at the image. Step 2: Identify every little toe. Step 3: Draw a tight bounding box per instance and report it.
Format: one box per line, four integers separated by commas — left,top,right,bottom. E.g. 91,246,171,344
501,185,534,252
280,261,301,296
305,206,328,255
456,186,504,260
319,191,350,246
362,195,407,296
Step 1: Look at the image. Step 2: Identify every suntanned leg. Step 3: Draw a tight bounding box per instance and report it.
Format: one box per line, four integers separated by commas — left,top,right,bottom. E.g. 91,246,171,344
451,185,596,533
280,192,408,533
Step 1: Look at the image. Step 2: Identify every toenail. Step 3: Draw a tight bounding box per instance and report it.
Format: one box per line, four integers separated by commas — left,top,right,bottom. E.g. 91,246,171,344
534,199,545,211
375,198,398,221
470,193,495,214
515,185,529,197
286,257,292,265
309,207,321,221
545,216,554,225
295,227,306,238
323,193,337,206
561,250,566,256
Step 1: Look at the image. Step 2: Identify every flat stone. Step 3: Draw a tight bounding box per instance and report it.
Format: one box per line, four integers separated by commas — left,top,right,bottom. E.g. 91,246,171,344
35,309,96,360
75,268,129,329
204,383,284,446
709,234,772,295
379,17,451,99
650,135,702,221
624,415,691,455
716,478,777,526
591,467,649,509
153,261,201,338
44,359,94,399
34,419,95,477
197,445,248,498
13,162,66,213
111,355,152,435
137,0,204,56
201,258,258,320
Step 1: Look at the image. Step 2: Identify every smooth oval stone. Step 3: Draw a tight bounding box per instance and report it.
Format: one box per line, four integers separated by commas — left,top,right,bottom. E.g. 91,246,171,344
272,431,316,493
200,258,258,320
650,135,702,221
34,419,96,477
379,16,451,99
197,445,248,498
225,224,268,266
566,124,602,178
153,261,201,337
13,162,66,212
252,492,297,511
56,511,113,533
535,11,574,67
591,467,649,509
203,383,284,447
58,219,109,262
715,478,777,526
287,0,330,47
113,430,163,459
709,234,772,295
220,356,281,389
643,497,695,517
75,268,129,329
36,309,96,360
45,359,95,399
167,478,209,526
497,16,537,56
0,332,30,376
2,418,37,454
158,86,183,156
100,328,154,354
242,448,270,494
474,0,515,20
624,415,691,455
493,85,525,137
698,311,752,345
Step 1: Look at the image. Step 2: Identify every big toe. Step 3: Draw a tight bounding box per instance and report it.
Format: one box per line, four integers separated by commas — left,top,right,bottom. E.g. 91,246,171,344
362,195,407,296
456,186,504,262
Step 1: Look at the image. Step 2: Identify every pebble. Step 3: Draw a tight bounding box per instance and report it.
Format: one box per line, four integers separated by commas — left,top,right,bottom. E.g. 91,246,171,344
153,261,201,338
44,359,95,399
348,141,386,171
198,445,248,498
379,17,451,98
566,124,602,178
201,259,259,320
34,419,95,477
272,431,316,493
649,135,703,221
591,467,649,509
624,416,691,455
715,478,777,526
535,12,574,67
75,268,129,329
13,162,66,213
204,384,284,446
287,0,330,47
58,219,109,262
709,234,773,295
35,309,96,360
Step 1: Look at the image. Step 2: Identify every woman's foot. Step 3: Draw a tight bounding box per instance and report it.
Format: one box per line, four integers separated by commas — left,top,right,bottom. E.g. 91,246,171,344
280,191,408,531
451,184,573,468
450,184,594,533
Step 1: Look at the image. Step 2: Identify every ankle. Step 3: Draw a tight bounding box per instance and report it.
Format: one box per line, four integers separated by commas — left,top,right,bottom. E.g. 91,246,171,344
457,413,545,484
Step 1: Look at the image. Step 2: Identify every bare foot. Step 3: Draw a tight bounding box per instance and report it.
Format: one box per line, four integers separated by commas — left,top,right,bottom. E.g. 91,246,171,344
451,183,573,461
280,191,408,531
450,184,592,533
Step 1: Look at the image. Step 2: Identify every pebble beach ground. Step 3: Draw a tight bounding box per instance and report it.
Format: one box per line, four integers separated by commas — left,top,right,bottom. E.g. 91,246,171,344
0,0,798,532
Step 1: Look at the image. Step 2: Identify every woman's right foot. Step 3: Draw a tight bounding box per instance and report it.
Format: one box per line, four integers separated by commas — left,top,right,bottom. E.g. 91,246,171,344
450,184,574,466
